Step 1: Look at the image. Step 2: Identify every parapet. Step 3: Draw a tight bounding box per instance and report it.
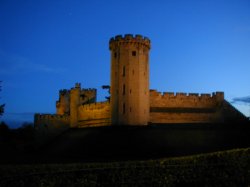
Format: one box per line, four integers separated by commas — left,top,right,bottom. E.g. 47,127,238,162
213,92,224,101
59,89,70,95
81,88,97,92
71,82,81,90
34,113,70,120
109,34,151,50
150,89,224,101
80,101,110,110
75,83,81,88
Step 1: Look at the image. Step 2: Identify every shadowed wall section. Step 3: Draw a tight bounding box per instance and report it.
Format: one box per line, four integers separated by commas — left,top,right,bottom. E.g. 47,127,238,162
34,114,70,138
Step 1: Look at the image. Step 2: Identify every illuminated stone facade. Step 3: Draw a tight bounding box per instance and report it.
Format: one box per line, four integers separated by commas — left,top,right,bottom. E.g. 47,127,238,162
109,35,150,125
34,34,246,130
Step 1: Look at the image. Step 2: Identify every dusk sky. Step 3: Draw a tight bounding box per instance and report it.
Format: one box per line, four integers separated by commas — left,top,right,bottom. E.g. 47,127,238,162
0,0,250,128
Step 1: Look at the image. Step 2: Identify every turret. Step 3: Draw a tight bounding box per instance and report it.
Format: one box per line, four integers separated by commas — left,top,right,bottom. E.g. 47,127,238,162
70,83,81,127
109,34,151,125
56,89,70,115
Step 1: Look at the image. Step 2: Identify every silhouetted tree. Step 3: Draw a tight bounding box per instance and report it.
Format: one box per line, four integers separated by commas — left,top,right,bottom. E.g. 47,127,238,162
0,81,5,117
18,123,35,138
0,121,9,135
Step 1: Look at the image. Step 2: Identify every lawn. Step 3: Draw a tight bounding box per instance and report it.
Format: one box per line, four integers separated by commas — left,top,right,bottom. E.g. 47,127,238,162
0,147,249,187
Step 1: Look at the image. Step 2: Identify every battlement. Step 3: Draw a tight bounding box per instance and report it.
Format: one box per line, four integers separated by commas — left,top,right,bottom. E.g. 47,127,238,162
150,90,224,100
78,101,111,127
81,88,97,92
80,101,110,110
59,89,70,95
34,113,70,130
59,87,96,94
70,82,81,90
109,34,151,50
150,89,224,109
34,113,69,120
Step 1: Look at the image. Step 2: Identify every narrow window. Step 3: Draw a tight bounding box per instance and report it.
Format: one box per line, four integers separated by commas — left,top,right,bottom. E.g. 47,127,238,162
123,84,125,95
114,52,117,58
123,103,125,114
130,89,131,94
130,107,132,112
132,70,134,75
123,66,125,77
132,51,136,56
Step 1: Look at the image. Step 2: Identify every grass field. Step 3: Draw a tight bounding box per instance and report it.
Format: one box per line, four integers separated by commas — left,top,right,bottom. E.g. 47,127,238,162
0,147,249,187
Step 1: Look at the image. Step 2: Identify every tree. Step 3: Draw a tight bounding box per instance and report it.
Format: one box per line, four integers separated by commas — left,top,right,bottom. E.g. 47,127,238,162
0,121,9,135
0,81,5,117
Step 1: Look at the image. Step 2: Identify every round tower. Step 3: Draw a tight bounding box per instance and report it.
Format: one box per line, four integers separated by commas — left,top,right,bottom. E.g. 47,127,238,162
109,34,151,125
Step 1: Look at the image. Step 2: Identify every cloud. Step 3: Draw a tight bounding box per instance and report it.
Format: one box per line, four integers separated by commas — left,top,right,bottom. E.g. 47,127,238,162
231,96,250,105
0,50,66,75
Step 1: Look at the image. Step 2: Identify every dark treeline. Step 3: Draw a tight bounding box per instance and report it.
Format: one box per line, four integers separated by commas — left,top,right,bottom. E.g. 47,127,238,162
0,121,250,164
0,122,37,161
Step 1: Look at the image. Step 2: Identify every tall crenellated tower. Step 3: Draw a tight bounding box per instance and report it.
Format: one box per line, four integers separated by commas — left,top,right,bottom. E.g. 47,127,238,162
70,83,81,127
56,89,70,115
109,34,151,125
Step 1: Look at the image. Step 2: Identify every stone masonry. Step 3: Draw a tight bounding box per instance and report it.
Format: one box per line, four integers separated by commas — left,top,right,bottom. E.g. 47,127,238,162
34,34,247,130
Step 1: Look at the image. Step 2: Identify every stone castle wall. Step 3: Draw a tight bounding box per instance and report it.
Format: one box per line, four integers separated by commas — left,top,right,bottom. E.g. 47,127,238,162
150,90,224,108
80,88,97,104
78,101,111,127
34,114,70,132
34,34,247,130
56,84,97,116
149,90,224,123
34,88,246,129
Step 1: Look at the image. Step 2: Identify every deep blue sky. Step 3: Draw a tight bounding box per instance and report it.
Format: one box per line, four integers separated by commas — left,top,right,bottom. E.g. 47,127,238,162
0,0,250,127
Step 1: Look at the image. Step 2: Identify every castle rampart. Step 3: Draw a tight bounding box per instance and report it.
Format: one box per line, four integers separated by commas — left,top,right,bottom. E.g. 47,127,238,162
78,101,111,127
150,90,224,108
149,90,224,123
34,113,70,130
34,34,247,130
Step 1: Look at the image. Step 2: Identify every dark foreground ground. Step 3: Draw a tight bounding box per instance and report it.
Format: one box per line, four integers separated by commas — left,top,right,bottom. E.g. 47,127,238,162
0,148,249,186
0,122,249,186
0,122,250,163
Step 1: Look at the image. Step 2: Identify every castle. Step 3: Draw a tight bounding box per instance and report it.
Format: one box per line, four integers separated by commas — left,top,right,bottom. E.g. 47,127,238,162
35,34,246,130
